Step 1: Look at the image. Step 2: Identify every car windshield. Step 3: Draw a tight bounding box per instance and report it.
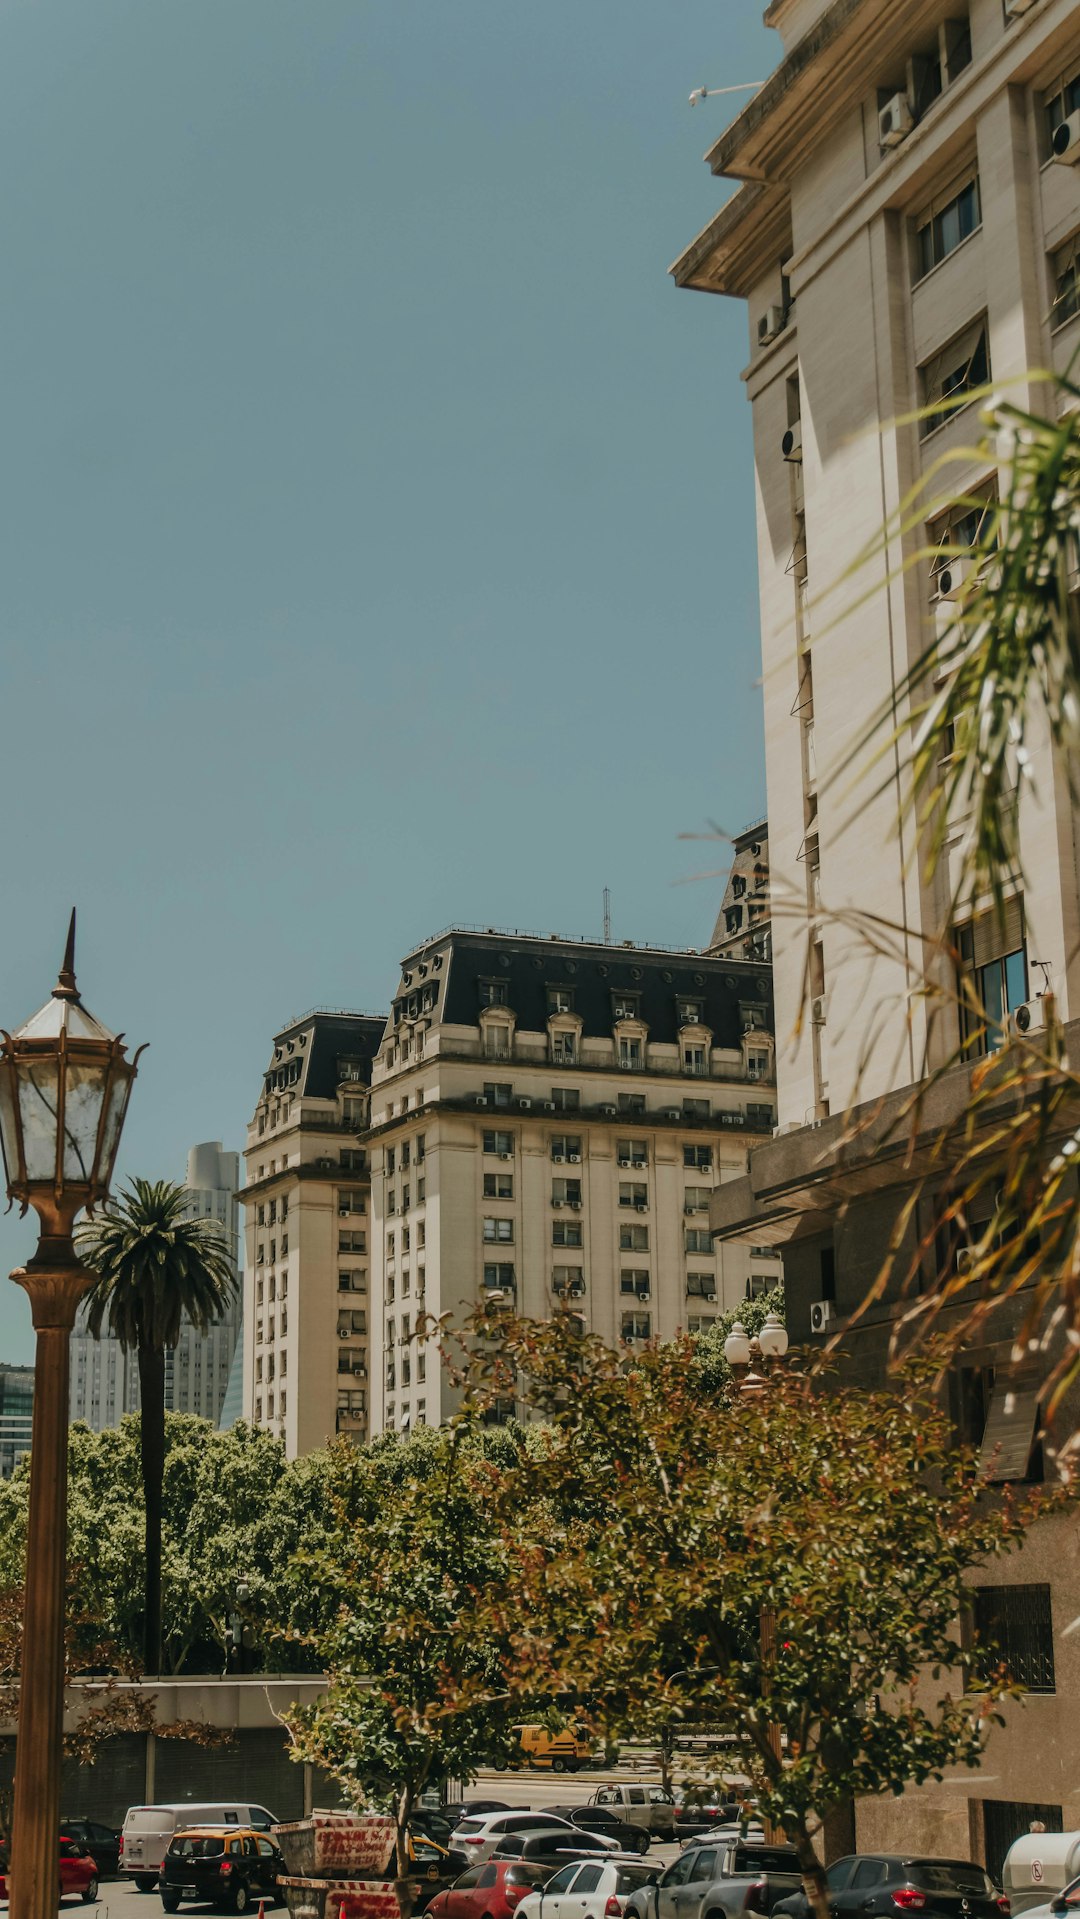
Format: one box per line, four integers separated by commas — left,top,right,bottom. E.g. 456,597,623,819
615,1869,658,1892
909,1866,996,1896
507,1867,550,1888
170,1838,226,1859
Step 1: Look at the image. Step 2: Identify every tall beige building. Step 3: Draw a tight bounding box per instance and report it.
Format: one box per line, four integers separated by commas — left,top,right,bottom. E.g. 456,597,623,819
366,928,780,1435
673,0,1080,1873
241,1009,384,1457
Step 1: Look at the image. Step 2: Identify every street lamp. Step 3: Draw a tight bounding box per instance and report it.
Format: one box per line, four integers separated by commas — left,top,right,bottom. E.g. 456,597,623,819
0,914,141,1919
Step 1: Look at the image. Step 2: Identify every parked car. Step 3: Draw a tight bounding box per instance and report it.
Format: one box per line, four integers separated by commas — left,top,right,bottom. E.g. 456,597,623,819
159,1827,284,1914
450,1814,599,1867
624,1839,801,1919
425,1859,553,1919
1011,1872,1080,1919
442,1805,513,1827
680,1830,766,1855
1004,1838,1080,1918
773,1858,1009,1919
413,1813,460,1850
122,1803,277,1891
516,1858,661,1919
589,1788,676,1841
673,1803,746,1844
542,1808,650,1856
0,1837,100,1906
491,1834,619,1872
59,1820,121,1879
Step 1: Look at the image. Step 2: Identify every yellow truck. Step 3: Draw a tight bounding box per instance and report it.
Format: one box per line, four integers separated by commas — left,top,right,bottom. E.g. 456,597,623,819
511,1723,596,1772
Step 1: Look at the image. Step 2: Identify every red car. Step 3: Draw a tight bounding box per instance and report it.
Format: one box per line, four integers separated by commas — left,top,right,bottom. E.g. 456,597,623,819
427,1860,552,1919
0,1836,99,1905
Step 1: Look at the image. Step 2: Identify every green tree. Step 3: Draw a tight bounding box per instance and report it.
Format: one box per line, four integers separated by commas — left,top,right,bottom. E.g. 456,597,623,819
464,1313,1055,1919
73,1178,236,1674
282,1424,525,1919
690,1281,785,1395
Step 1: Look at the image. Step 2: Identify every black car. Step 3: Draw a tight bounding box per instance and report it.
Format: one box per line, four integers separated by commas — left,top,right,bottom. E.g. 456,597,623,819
60,1820,122,1878
773,1857,1008,1919
442,1803,512,1824
159,1829,284,1914
542,1807,650,1856
492,1833,615,1869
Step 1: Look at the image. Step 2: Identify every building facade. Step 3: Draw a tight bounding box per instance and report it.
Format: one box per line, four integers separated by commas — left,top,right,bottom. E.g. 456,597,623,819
366,928,780,1436
0,1363,34,1480
70,1140,242,1430
673,0,1080,1871
241,1010,384,1458
707,821,771,961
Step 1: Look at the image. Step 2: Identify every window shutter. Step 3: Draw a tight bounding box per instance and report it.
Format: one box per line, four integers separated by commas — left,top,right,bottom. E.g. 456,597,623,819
979,1370,1040,1481
970,896,1025,969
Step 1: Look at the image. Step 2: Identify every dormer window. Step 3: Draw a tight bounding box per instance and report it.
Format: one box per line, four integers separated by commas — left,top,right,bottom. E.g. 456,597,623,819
618,1037,643,1069
548,988,574,1014
613,994,640,1021
677,998,705,1025
731,875,746,899
480,981,508,1008
552,1031,576,1063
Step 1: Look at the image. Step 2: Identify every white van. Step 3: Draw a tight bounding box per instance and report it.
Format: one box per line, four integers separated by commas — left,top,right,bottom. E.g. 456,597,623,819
121,1803,277,1890
1003,1833,1080,1916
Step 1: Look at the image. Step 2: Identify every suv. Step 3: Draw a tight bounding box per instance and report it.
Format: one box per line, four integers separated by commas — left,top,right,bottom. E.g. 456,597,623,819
159,1827,283,1914
773,1858,1009,1919
624,1839,801,1919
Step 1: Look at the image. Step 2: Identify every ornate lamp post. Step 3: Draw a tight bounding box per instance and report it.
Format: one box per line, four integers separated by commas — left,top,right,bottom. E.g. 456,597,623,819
0,914,141,1919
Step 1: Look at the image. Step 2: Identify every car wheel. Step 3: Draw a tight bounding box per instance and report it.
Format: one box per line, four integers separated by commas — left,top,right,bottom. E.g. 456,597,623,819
552,1758,566,1773
137,1878,159,1893
637,1837,650,1855
161,1896,181,1914
82,1877,99,1904
232,1882,252,1915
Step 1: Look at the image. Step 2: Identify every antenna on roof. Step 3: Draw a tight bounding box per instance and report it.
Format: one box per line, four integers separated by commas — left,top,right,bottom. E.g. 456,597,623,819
603,887,612,944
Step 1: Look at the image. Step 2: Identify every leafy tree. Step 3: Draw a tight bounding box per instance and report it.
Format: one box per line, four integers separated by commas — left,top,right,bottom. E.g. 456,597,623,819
464,1312,1056,1919
75,1179,237,1673
282,1424,526,1919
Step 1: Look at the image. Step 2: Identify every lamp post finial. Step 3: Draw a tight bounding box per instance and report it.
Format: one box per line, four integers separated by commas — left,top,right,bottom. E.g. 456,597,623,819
53,910,79,1002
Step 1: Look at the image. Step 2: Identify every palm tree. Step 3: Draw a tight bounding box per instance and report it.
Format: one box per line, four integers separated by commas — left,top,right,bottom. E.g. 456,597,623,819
76,1178,237,1674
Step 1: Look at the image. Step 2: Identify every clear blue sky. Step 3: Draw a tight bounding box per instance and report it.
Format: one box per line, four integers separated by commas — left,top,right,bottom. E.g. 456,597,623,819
0,0,775,1364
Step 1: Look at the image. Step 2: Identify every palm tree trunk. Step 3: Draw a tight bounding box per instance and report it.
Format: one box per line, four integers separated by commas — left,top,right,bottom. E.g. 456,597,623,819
137,1341,166,1676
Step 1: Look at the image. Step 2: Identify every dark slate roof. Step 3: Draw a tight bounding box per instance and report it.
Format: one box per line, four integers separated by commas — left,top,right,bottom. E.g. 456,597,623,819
267,1012,386,1099
397,933,772,1049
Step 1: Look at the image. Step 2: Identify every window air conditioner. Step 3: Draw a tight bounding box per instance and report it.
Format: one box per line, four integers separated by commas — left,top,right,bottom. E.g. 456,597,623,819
553,1199,565,1209
809,1299,833,1334
665,1108,680,1120
935,555,973,601
570,1281,586,1298
1010,997,1046,1036
500,1151,513,1161
811,996,827,1026
569,1153,581,1163
553,1152,566,1163
878,93,914,147
569,1201,582,1211
618,1156,630,1167
519,1098,532,1110
476,1096,488,1108
1053,112,1080,163
758,305,785,347
336,1328,350,1340
636,1284,650,1301
600,1104,616,1115
635,1202,648,1213
781,420,802,462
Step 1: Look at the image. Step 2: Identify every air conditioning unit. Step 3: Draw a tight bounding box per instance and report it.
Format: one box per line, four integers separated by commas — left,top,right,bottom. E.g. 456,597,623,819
781,419,802,462
543,1100,556,1111
811,996,827,1026
1053,112,1080,163
476,1096,488,1108
637,1284,651,1301
569,1153,581,1163
665,1108,681,1120
553,1152,566,1164
809,1299,834,1335
600,1104,616,1115
569,1201,582,1211
570,1281,586,1298
500,1152,513,1162
635,1202,648,1213
878,92,914,147
519,1097,532,1110
935,555,973,601
758,305,785,347
336,1328,350,1340
1010,997,1046,1037
617,1156,631,1167
553,1199,565,1209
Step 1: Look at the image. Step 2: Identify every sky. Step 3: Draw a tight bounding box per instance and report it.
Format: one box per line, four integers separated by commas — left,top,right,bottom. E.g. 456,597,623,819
0,0,776,1365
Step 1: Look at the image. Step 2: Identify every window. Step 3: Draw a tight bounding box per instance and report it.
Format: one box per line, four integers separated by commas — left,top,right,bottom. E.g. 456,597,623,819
339,1271,367,1293
552,1265,585,1296
401,1142,411,1168
484,1172,514,1199
418,1352,426,1384
687,1272,717,1299
617,1139,648,1168
685,1229,713,1254
619,1037,643,1068
613,993,640,1020
747,1051,769,1080
416,1133,426,1161
687,1315,716,1333
483,1217,514,1243
480,981,508,1007
683,1097,709,1119
550,1134,582,1162
972,1584,1054,1693
620,1223,649,1251
402,1227,411,1252
483,1129,514,1155
915,174,981,279
619,1182,648,1207
1051,234,1080,329
684,1145,713,1170
338,1190,365,1216
401,1185,410,1209
386,1189,397,1215
551,1087,580,1111
684,1186,710,1212
484,1082,513,1107
1044,66,1080,153
552,1178,582,1205
484,1262,515,1291
683,1046,707,1076
920,317,990,430
851,1864,888,1892
386,1232,395,1258
551,1032,577,1062
622,1270,650,1297
484,1025,511,1060
339,1231,366,1253
746,1273,772,1300
956,899,1026,1055
401,1354,411,1387
386,1148,396,1175
548,988,574,1013
618,1092,646,1114
552,1220,583,1246
622,1311,651,1341
678,997,705,1024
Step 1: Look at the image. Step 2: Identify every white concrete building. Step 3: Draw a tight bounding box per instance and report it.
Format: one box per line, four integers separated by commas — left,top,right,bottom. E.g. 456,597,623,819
673,0,1080,1874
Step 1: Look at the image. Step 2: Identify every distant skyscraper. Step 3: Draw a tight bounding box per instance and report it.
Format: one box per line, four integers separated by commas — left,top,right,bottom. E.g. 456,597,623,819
70,1141,241,1430
0,1363,34,1478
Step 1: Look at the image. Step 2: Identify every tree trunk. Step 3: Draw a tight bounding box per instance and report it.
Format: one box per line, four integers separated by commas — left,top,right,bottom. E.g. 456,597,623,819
394,1786,415,1919
137,1341,166,1676
657,1728,675,1797
789,1820,831,1919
